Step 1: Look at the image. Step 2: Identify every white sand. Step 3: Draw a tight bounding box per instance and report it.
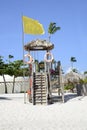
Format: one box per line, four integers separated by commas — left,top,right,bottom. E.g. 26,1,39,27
0,93,87,130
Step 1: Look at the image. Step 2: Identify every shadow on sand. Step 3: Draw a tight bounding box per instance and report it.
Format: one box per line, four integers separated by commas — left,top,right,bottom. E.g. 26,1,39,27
51,93,78,104
64,93,78,102
0,97,12,100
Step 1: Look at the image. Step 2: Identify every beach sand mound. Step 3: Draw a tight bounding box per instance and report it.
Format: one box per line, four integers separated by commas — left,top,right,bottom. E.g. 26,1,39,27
0,93,87,130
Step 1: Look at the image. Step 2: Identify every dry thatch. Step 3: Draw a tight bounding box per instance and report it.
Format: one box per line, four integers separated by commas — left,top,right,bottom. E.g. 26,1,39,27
64,71,82,83
24,39,54,51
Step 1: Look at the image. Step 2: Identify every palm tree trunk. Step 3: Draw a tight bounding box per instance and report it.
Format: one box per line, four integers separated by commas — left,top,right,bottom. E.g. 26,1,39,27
2,74,7,93
48,34,51,42
71,61,73,70
12,75,15,93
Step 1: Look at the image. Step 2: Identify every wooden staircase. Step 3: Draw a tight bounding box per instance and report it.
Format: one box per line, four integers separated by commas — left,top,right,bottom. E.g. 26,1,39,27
32,72,47,105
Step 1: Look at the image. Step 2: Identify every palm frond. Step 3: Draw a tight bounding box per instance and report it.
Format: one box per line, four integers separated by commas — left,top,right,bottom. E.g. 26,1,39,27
48,22,60,34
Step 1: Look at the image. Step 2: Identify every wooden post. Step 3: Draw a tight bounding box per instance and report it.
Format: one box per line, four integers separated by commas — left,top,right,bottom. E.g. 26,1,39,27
57,61,64,102
28,63,32,103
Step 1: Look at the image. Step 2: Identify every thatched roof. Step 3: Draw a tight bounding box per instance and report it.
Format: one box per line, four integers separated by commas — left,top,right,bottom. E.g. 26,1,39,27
64,71,82,83
24,39,54,51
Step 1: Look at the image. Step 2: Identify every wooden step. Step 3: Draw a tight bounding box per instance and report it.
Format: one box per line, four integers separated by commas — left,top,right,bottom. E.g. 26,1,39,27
34,80,46,82
34,97,47,100
33,91,46,93
33,101,47,105
35,87,46,89
33,72,47,105
33,95,46,97
34,84,46,86
34,85,46,88
35,101,47,103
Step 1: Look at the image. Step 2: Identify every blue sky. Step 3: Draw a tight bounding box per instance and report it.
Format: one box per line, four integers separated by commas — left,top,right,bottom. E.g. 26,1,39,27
0,0,87,73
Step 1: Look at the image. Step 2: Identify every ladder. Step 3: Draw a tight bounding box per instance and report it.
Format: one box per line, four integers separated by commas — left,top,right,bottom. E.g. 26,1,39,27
32,72,47,105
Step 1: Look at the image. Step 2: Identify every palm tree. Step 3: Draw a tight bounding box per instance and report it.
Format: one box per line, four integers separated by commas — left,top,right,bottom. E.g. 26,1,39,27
34,60,39,72
48,22,61,41
70,57,77,70
8,55,14,63
0,56,7,93
6,59,25,93
39,61,44,72
47,22,60,71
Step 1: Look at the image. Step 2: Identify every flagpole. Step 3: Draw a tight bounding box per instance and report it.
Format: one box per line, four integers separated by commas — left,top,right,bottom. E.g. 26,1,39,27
22,14,26,104
22,15,45,104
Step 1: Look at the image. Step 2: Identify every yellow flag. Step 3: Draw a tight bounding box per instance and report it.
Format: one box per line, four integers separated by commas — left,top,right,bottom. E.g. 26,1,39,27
22,16,45,35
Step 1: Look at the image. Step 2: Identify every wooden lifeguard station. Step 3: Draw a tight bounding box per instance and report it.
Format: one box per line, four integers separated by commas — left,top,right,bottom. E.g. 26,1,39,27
24,39,64,105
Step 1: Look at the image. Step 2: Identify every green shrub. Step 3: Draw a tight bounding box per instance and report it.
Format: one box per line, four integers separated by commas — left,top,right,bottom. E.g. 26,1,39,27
20,91,24,93
64,84,74,91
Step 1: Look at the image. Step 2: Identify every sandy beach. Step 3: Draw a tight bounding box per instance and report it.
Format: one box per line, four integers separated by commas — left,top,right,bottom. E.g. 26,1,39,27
0,93,87,130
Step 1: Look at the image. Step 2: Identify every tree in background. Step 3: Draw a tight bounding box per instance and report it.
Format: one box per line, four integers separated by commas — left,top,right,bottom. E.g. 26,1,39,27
39,61,44,72
0,55,29,93
9,60,28,93
70,57,77,70
48,22,60,41
84,71,87,75
8,54,14,63
0,56,7,93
